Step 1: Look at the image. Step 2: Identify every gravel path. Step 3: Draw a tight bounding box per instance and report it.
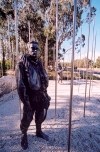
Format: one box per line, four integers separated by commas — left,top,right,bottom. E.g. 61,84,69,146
0,80,100,152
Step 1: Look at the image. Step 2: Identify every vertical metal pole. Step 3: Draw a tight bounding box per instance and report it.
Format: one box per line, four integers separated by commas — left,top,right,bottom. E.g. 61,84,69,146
28,0,30,42
1,41,3,77
19,36,21,52
92,32,97,87
45,36,48,72
12,41,15,71
89,17,95,100
68,0,77,151
8,16,11,69
5,40,8,70
11,41,14,98
84,1,91,117
28,21,30,42
53,44,56,71
0,39,3,77
15,0,18,63
94,33,97,67
15,0,21,121
78,27,82,92
0,40,5,100
55,0,58,121
32,30,34,40
0,40,2,77
67,53,69,82
83,47,86,80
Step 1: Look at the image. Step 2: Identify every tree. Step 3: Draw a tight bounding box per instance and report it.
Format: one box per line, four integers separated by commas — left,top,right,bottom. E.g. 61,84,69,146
45,0,91,49
74,57,93,68
0,0,14,75
18,0,55,69
95,56,100,68
0,0,96,74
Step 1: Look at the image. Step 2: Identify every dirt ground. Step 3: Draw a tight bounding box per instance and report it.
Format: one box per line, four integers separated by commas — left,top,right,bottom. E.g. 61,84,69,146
0,79,100,152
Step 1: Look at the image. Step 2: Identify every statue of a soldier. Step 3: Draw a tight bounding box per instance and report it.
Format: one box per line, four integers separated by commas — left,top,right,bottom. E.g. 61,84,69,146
15,41,51,150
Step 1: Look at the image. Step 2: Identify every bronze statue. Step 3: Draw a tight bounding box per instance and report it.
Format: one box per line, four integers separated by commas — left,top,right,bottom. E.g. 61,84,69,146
15,41,51,150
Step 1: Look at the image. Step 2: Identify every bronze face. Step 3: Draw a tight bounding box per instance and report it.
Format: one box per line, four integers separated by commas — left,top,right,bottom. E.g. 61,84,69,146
29,43,39,58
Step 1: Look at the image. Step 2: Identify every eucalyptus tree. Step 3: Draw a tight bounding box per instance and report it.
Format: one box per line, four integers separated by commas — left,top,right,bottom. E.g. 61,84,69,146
95,56,100,68
39,0,89,69
18,1,46,59
0,0,14,75
74,57,93,68
45,0,90,49
0,0,96,72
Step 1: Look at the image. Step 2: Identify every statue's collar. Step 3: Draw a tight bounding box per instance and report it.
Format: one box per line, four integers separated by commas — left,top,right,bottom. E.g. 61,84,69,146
27,55,39,65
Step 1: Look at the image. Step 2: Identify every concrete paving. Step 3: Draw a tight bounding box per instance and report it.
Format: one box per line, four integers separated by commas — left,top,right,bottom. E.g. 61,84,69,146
0,80,100,152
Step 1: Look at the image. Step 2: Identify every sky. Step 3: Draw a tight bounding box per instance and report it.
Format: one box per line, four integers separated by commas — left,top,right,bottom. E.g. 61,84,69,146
61,0,100,62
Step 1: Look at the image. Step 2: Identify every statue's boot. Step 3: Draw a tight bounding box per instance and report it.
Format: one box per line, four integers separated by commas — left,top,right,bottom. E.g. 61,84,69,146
21,133,28,150
36,123,49,141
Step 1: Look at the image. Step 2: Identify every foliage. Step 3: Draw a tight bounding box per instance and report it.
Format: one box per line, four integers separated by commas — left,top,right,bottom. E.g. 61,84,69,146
5,60,10,69
74,57,93,68
95,56,100,68
45,0,91,49
63,57,93,68
0,0,14,31
0,0,97,75
48,70,80,80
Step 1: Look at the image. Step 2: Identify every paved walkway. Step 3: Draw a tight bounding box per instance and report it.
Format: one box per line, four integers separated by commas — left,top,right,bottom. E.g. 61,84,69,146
0,80,100,152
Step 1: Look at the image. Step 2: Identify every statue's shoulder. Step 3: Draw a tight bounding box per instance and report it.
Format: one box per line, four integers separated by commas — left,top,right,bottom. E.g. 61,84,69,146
20,54,29,60
16,54,28,68
16,61,23,71
38,59,43,66
18,54,30,66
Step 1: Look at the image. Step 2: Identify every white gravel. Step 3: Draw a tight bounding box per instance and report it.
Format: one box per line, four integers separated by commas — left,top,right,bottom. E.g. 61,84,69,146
0,78,100,152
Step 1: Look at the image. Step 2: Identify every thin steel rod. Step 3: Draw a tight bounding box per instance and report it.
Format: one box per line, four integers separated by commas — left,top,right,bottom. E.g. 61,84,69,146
78,27,82,92
28,0,30,42
1,46,3,77
28,21,30,42
15,0,18,63
15,0,21,120
20,36,21,52
67,53,69,82
92,32,97,88
68,0,77,151
5,40,8,70
12,41,14,71
55,0,58,121
19,98,22,122
89,17,95,100
83,47,86,80
0,39,3,77
0,39,4,102
8,17,11,69
11,41,14,98
76,58,79,85
84,1,91,117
